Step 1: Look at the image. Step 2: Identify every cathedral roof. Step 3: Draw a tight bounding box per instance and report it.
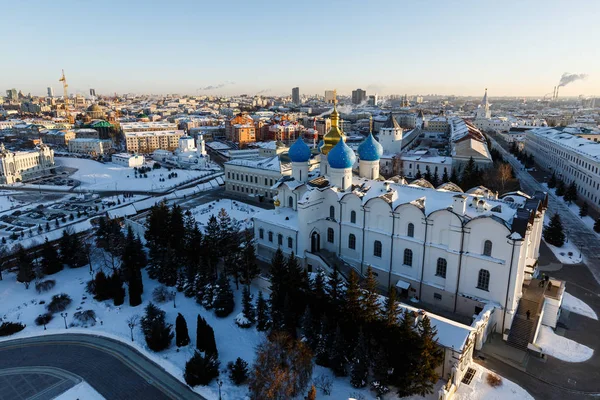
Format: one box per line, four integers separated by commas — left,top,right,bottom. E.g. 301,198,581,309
327,139,356,169
288,137,311,163
381,113,401,130
357,133,383,161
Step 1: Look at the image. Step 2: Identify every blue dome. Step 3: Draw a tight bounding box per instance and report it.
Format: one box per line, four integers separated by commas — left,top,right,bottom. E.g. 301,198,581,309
327,140,356,169
288,138,311,162
357,133,383,161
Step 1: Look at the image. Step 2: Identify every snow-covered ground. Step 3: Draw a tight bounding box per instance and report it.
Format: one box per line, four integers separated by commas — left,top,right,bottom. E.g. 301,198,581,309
537,326,594,362
55,157,209,192
542,184,599,236
55,382,105,400
0,190,27,212
190,199,260,232
454,363,533,400
542,214,583,264
562,292,598,320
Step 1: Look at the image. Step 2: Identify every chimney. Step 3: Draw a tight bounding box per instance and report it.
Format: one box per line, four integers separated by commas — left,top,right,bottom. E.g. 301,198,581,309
452,194,467,215
555,86,560,100
553,86,556,100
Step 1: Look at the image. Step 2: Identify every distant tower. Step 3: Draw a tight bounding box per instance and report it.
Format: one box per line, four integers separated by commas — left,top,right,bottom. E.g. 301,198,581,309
378,113,403,154
196,134,206,157
47,87,54,98
475,88,491,119
292,87,300,105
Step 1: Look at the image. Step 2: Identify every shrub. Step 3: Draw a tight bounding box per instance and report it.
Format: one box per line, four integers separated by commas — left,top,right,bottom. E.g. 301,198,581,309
71,310,97,328
0,322,26,337
35,313,54,326
140,302,173,351
35,279,56,294
184,351,220,386
486,373,502,387
227,358,249,385
314,374,333,396
47,293,72,313
152,285,175,304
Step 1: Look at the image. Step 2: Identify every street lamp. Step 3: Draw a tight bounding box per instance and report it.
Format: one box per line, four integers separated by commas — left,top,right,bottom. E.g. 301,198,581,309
60,312,68,329
172,290,177,309
217,379,223,400
38,314,46,330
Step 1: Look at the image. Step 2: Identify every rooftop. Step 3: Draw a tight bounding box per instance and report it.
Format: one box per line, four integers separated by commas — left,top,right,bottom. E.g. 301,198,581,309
528,127,600,161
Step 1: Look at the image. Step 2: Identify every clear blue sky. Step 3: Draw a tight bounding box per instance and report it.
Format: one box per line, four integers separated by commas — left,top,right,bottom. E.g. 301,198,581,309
3,0,599,97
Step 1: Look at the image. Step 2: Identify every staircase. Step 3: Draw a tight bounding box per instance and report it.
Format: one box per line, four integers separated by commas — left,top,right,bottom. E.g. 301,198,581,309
507,279,547,351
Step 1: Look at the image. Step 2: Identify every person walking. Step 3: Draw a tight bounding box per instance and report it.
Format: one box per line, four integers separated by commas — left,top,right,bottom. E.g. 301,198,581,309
526,310,531,320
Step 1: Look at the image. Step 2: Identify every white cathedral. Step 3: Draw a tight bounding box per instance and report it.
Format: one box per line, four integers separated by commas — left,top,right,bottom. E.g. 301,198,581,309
253,101,550,337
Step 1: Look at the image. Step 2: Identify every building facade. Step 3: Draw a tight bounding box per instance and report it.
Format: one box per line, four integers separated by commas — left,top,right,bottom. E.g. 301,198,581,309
112,153,144,167
224,156,291,202
68,138,113,155
225,113,256,147
125,130,184,153
0,142,55,184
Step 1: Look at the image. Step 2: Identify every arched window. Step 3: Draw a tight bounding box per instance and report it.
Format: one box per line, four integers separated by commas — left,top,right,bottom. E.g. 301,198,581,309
436,258,447,278
483,240,493,257
277,234,283,246
288,196,293,208
407,223,415,238
287,237,293,249
350,210,356,224
327,228,334,243
259,228,264,239
477,269,490,291
403,249,413,266
348,234,356,250
268,231,273,242
329,206,335,220
374,240,382,257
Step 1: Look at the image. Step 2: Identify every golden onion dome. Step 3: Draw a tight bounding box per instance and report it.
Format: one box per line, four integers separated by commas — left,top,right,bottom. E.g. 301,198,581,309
321,104,345,155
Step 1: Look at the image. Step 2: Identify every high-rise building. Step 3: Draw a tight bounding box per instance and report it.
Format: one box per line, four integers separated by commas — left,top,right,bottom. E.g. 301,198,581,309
367,94,378,106
324,90,336,104
352,88,367,104
5,89,17,101
90,88,96,97
292,87,300,105
47,87,54,98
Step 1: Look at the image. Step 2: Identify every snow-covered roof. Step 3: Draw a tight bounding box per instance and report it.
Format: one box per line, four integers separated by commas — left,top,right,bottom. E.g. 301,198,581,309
225,156,290,172
253,206,298,231
527,127,600,161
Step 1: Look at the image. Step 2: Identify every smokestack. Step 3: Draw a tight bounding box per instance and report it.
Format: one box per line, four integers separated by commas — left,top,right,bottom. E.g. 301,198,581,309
553,86,557,100
555,86,560,100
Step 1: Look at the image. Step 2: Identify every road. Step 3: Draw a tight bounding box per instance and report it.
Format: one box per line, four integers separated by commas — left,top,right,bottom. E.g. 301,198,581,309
488,135,600,284
0,334,204,400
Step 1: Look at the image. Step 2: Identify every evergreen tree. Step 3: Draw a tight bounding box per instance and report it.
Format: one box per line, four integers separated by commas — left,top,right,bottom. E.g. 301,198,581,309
176,313,191,347
301,305,318,350
460,157,478,190
593,217,600,233
314,315,330,367
241,285,255,325
111,270,125,306
239,232,259,287
40,238,63,275
415,169,422,179
58,230,73,265
256,290,270,331
184,350,220,386
122,227,146,307
361,266,380,324
565,181,578,203
423,169,432,184
329,324,347,377
556,179,566,196
383,286,400,327
213,273,235,318
580,202,589,217
16,246,34,288
344,270,362,324
196,315,218,357
69,233,87,268
140,302,173,351
285,252,309,319
228,357,249,385
410,316,444,396
393,310,420,397
350,329,369,388
92,270,112,301
269,248,287,326
327,267,345,311
312,268,326,304
431,169,440,187
543,213,566,247
547,172,557,189
449,168,458,184
441,168,449,183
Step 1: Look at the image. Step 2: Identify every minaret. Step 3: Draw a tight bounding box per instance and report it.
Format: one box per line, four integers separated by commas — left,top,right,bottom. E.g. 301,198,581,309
320,90,345,177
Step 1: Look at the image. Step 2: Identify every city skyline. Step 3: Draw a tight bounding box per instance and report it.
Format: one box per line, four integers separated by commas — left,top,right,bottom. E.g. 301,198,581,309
2,0,599,97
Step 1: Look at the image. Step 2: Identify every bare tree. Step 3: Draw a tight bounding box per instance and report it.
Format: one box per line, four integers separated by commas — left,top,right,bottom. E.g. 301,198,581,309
497,163,512,194
127,315,139,342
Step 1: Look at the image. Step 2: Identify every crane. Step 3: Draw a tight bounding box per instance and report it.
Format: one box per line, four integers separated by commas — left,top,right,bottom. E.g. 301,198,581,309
59,69,71,120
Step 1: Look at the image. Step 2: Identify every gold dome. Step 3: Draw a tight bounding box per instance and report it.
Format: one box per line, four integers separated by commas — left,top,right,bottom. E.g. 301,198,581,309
321,104,345,155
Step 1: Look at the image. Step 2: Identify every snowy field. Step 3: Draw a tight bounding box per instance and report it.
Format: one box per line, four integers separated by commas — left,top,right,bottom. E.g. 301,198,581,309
562,292,598,320
55,157,208,192
454,364,533,400
537,326,594,362
0,191,27,212
190,199,260,232
55,382,104,400
542,214,583,265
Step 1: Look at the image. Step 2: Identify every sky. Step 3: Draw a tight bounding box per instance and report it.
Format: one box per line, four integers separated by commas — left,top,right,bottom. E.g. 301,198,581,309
2,0,599,97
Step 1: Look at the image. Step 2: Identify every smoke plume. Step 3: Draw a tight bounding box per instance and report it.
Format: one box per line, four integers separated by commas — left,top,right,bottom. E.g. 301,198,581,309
558,73,588,87
256,89,271,94
197,81,235,91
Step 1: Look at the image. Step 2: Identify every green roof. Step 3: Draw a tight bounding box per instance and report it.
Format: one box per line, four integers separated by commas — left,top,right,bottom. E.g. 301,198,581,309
88,120,113,128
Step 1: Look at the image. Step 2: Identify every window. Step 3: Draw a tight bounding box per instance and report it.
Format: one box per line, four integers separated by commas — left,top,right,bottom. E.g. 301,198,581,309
329,206,335,220
288,237,293,249
403,249,413,266
259,228,264,239
278,234,283,247
483,240,493,257
407,223,414,238
436,258,447,278
348,234,356,250
268,231,273,242
264,178,268,185
434,293,442,300
350,210,356,224
327,228,334,243
374,240,382,257
288,196,293,208
477,269,490,291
